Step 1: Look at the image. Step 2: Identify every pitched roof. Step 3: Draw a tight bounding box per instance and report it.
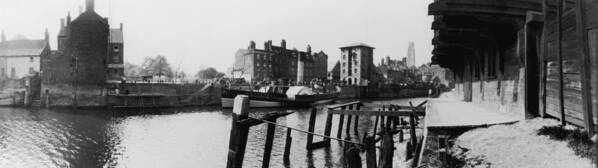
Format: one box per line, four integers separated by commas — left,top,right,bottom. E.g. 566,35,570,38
340,42,375,49
0,39,47,57
110,28,123,43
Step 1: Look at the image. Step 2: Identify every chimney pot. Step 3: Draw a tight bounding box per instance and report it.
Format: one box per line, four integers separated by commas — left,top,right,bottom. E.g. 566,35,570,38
86,0,95,11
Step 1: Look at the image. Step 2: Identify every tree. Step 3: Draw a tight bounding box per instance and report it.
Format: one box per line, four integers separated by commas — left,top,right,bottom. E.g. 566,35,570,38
140,55,173,78
124,62,141,78
196,67,225,79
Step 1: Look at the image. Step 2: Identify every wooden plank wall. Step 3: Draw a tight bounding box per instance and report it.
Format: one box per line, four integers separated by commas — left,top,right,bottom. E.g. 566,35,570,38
543,0,586,125
585,0,598,126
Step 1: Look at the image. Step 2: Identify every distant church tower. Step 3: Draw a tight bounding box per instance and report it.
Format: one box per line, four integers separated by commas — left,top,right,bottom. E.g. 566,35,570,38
406,42,416,67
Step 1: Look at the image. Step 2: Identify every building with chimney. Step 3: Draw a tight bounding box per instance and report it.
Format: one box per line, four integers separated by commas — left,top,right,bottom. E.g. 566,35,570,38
232,40,328,84
339,42,376,86
0,30,50,79
41,0,123,106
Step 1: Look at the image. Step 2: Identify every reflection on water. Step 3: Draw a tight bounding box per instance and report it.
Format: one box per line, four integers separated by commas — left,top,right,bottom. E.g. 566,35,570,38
0,98,426,168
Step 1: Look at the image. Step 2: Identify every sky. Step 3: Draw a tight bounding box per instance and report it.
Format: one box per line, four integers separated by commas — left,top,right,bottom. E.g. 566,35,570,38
0,0,434,74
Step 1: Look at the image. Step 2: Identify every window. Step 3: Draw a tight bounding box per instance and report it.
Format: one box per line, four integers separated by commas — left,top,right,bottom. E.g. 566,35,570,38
354,69,358,73
0,68,4,77
10,68,15,78
342,55,346,60
30,57,34,62
113,46,119,52
29,67,34,74
113,55,119,63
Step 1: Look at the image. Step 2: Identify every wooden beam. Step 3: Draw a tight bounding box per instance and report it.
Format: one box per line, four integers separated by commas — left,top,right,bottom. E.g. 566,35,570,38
327,101,361,109
328,110,425,117
557,0,567,126
575,0,595,136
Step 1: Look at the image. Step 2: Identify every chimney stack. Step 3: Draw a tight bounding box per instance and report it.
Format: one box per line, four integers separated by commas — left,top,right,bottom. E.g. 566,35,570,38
44,28,49,43
86,0,95,12
281,39,286,49
120,23,123,31
67,12,72,26
60,18,65,28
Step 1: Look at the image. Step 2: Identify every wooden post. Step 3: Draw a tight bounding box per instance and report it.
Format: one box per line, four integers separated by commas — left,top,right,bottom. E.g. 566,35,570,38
378,133,393,168
556,0,566,126
283,128,292,165
262,118,276,168
373,116,379,138
409,102,417,150
364,136,377,168
337,106,345,139
306,108,317,149
324,110,333,143
345,145,362,168
575,0,595,136
353,104,360,137
226,95,250,168
399,129,404,143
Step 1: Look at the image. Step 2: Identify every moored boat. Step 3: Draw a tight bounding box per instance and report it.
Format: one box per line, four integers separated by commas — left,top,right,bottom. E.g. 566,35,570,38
221,86,339,108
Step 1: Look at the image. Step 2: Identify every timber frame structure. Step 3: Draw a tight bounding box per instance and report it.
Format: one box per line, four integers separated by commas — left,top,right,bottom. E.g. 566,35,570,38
429,0,598,136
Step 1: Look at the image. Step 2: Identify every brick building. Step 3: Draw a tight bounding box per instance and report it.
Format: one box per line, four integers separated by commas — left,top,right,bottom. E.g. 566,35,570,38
41,0,122,106
339,42,376,86
107,24,124,82
232,40,328,83
0,30,50,79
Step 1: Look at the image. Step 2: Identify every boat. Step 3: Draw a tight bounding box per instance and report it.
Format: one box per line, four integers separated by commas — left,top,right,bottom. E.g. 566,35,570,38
221,85,339,108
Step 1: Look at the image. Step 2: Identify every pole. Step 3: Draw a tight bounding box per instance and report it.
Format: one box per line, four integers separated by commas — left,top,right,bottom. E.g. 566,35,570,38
283,128,292,165
262,118,276,168
226,95,250,168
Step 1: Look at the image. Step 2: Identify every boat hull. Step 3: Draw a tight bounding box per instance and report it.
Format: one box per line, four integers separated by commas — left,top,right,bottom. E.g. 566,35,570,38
221,88,339,108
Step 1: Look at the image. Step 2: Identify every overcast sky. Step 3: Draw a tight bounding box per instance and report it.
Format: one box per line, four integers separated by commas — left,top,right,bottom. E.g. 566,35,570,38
0,0,433,74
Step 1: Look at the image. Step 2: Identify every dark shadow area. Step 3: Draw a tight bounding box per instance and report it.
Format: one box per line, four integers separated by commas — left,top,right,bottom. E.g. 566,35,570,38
537,126,596,159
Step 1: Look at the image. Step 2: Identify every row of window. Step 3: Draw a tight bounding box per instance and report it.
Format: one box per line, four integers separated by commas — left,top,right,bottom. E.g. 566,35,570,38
341,69,359,74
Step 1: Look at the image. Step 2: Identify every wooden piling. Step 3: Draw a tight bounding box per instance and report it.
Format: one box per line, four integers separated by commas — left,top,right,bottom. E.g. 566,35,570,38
262,118,276,168
345,145,362,168
346,114,353,138
283,128,292,165
364,136,377,168
225,95,250,168
373,116,379,138
399,129,404,143
337,106,346,139
378,133,393,168
306,108,317,148
324,111,333,143
353,104,360,137
409,102,417,149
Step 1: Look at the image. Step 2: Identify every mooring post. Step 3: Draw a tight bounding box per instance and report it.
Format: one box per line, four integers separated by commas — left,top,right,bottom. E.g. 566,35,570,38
225,95,250,168
409,102,417,151
353,104,360,137
283,128,292,165
378,133,393,168
337,106,346,139
45,92,50,108
373,115,379,139
346,109,353,139
262,118,276,168
399,129,404,143
306,108,317,149
345,144,362,168
364,135,377,168
324,109,333,144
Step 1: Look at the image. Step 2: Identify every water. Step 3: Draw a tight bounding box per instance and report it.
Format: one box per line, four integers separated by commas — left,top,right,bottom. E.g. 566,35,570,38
0,98,427,168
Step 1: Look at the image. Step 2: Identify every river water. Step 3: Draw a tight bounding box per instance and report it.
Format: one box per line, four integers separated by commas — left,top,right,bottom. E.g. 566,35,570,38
0,98,426,168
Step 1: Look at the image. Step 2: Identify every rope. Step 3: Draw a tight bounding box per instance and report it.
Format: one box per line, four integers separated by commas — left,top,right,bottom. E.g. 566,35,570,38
249,116,364,146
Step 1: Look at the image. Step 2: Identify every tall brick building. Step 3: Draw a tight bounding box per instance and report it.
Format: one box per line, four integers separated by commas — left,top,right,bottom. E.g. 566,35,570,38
41,0,123,106
232,40,327,83
339,42,376,86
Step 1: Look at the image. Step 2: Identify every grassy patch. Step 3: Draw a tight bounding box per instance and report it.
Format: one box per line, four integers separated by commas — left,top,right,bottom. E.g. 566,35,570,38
537,126,596,159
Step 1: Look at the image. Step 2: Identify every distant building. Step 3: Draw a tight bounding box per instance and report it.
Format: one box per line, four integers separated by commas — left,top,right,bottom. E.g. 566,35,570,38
406,42,416,67
377,56,410,84
232,40,328,83
107,24,124,82
327,61,340,81
41,0,122,106
0,30,50,79
339,42,376,86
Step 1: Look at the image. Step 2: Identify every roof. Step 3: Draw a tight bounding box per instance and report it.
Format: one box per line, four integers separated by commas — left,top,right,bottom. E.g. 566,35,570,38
0,39,48,57
110,29,123,43
340,42,375,49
